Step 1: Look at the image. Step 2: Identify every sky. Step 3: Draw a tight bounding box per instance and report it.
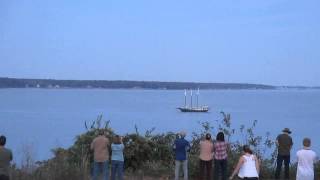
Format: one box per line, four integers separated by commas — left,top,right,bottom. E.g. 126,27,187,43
0,0,319,86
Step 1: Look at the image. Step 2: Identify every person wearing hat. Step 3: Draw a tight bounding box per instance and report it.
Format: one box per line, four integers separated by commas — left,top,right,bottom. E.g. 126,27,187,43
173,131,190,180
275,128,293,179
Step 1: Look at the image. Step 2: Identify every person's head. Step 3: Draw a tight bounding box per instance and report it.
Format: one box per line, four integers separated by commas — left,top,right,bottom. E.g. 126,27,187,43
205,133,211,140
303,138,311,148
216,132,225,142
98,129,105,136
0,136,6,146
243,145,253,154
180,131,186,138
282,128,292,134
205,133,211,141
113,135,121,144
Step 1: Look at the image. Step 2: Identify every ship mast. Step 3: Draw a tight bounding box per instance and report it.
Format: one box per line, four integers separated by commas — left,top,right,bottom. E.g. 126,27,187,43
190,90,193,108
184,89,187,107
196,88,199,108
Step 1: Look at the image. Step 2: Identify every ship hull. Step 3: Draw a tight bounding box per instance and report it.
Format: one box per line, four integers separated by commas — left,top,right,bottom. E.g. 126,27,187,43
177,107,209,113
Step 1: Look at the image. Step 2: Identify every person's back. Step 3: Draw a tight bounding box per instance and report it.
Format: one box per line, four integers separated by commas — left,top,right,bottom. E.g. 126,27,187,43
275,128,293,179
277,133,293,156
173,132,190,180
111,135,124,180
199,140,213,161
0,136,12,180
199,134,213,180
238,154,259,178
296,149,316,180
111,143,124,161
174,138,190,161
296,138,317,180
230,145,259,180
91,135,110,162
91,133,110,180
213,141,228,160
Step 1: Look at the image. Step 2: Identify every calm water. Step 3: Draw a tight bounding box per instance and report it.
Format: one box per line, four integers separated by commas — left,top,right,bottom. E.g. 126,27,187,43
0,89,319,163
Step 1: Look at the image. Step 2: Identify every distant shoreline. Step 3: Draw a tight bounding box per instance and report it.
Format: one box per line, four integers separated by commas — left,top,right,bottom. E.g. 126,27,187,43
0,77,319,90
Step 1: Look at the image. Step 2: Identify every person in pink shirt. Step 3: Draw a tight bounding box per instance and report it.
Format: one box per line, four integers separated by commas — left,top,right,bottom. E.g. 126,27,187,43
91,130,110,180
199,133,214,180
213,132,229,180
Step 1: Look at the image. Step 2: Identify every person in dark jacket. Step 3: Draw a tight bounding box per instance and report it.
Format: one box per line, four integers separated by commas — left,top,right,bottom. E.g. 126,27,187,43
173,131,190,180
0,135,13,180
275,128,293,179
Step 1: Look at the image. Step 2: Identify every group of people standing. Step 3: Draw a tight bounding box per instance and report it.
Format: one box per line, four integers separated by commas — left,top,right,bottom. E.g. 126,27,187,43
0,127,318,180
275,128,317,180
173,128,318,180
90,130,125,180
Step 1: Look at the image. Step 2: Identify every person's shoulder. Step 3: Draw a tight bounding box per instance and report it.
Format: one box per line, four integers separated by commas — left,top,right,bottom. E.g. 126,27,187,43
310,150,317,156
2,148,12,155
3,147,12,153
223,141,228,145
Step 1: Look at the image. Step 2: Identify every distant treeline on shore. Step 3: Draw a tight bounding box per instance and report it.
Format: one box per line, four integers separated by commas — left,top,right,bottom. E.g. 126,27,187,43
0,77,318,90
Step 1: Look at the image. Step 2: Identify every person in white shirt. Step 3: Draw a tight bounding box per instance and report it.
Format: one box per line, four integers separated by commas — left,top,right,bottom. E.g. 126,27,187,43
229,145,260,180
296,138,318,180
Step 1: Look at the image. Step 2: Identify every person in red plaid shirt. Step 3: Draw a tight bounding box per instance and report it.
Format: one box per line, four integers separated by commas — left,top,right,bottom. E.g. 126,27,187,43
213,132,229,180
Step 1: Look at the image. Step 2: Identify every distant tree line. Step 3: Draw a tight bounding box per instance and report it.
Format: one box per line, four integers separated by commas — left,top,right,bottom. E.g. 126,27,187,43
0,77,276,90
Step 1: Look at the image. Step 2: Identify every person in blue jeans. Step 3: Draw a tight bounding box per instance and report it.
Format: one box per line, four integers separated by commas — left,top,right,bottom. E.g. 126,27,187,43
173,131,190,180
111,135,125,180
91,130,110,180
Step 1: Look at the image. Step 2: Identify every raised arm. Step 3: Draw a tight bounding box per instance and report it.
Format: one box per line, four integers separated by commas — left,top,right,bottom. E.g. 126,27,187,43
229,156,245,179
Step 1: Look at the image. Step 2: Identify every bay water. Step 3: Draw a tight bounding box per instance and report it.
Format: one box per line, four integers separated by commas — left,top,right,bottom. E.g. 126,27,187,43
0,89,319,164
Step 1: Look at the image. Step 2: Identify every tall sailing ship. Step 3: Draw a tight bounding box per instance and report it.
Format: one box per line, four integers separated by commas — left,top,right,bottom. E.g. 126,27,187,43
177,89,209,112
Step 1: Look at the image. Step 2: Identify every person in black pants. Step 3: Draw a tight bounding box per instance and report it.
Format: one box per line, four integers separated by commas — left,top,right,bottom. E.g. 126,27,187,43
275,128,293,179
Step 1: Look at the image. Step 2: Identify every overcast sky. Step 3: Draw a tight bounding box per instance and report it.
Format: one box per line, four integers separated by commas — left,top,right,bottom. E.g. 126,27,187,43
0,0,319,86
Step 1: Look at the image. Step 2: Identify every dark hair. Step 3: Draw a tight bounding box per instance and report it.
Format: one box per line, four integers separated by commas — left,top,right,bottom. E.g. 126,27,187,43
216,132,225,142
0,136,6,146
243,145,253,154
303,138,311,147
98,129,105,135
113,135,121,144
205,133,211,140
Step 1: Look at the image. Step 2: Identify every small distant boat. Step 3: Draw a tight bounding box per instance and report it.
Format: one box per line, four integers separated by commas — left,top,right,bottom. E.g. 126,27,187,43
177,89,209,113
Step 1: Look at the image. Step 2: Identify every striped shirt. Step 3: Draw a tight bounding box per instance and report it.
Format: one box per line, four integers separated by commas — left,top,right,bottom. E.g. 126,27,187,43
213,141,228,160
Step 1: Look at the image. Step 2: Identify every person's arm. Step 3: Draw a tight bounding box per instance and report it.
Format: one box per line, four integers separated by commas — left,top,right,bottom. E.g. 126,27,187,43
289,137,293,150
313,152,318,163
275,135,279,147
9,150,13,161
186,141,191,152
90,139,95,150
172,140,176,150
254,155,260,174
229,156,245,179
